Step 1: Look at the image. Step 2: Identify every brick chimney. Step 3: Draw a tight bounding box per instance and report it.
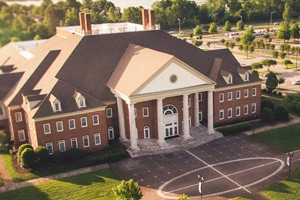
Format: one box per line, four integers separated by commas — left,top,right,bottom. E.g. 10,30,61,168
79,12,85,31
84,13,92,35
149,10,156,30
142,9,149,30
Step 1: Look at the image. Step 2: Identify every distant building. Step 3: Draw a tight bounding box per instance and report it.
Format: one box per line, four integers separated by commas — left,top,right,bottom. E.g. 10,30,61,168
0,10,261,154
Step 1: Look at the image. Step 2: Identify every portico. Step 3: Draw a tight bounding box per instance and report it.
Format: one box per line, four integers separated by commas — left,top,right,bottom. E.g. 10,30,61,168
107,43,216,151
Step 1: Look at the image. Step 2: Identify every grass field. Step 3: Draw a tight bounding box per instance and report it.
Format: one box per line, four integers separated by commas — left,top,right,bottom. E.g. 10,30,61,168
253,123,300,152
0,168,121,200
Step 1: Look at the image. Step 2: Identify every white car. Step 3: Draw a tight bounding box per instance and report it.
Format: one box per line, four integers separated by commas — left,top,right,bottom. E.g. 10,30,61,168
292,80,300,85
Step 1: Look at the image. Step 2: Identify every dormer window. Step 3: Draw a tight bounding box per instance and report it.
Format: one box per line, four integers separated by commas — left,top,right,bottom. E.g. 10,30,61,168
78,97,86,108
53,100,62,112
221,70,233,84
50,94,62,112
228,74,233,84
74,91,86,108
245,72,249,81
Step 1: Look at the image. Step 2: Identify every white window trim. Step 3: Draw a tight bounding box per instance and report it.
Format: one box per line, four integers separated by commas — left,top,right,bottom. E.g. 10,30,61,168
18,130,26,141
219,109,224,120
198,92,202,102
199,110,203,121
244,89,249,98
245,72,249,81
236,90,240,99
108,127,114,140
236,106,240,117
244,105,248,115
46,142,53,155
142,107,149,117
92,115,99,125
43,123,51,134
78,97,86,108
94,133,101,145
71,138,78,149
69,119,76,130
219,93,224,102
58,140,66,152
15,112,22,122
81,117,88,128
106,108,113,118
56,121,63,132
228,108,232,118
228,92,232,101
252,103,256,113
252,88,257,96
0,105,4,116
53,100,62,112
83,135,90,148
143,126,150,138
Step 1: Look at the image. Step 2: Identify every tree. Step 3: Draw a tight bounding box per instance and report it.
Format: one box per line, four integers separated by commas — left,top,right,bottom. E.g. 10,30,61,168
121,7,142,24
252,69,259,77
193,25,202,36
282,0,292,23
224,20,231,31
250,62,263,70
62,7,79,26
236,20,244,31
290,24,300,42
284,59,293,69
266,71,278,93
241,27,255,58
278,77,285,88
279,52,287,60
208,22,217,33
272,50,279,59
276,22,291,42
113,179,143,200
261,107,275,123
261,59,277,71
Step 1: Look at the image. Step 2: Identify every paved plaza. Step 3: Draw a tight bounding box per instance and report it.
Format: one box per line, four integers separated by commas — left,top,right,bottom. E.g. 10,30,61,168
112,134,300,199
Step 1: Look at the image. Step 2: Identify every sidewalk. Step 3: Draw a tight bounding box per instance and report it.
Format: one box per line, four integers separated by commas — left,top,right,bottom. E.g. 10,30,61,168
0,161,109,193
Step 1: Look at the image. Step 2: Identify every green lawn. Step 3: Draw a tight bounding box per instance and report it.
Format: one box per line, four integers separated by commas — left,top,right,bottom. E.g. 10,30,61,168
253,123,300,152
261,167,300,199
0,168,121,200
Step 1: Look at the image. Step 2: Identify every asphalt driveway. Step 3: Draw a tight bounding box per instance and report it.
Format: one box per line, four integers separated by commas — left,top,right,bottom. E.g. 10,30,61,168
111,134,294,199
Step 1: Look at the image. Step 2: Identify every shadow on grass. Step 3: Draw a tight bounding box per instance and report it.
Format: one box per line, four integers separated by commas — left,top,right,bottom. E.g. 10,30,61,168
0,185,49,200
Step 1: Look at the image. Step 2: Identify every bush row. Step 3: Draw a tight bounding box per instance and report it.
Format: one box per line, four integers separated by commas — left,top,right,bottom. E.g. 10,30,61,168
217,123,253,136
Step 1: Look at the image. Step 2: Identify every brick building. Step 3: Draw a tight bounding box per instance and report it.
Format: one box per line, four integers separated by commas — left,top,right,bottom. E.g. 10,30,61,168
0,10,261,154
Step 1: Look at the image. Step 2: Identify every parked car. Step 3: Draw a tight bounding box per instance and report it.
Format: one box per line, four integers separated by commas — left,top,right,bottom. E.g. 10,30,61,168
292,80,300,85
168,31,175,34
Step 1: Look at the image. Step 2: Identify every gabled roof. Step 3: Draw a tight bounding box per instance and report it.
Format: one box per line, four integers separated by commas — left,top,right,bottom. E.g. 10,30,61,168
56,30,216,102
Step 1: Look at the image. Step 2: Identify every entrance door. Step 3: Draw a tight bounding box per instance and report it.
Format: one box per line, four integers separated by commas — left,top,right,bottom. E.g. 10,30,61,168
163,105,178,138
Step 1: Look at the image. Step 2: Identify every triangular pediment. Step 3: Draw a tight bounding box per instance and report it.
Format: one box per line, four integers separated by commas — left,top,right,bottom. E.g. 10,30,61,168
135,58,214,95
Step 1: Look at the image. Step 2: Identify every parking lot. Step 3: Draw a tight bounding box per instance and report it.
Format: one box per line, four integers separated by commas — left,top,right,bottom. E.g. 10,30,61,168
112,134,290,199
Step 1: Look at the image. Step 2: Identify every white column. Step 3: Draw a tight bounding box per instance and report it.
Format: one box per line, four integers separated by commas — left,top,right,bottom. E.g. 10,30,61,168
183,94,191,139
127,103,139,150
207,90,215,134
116,97,127,141
194,92,200,126
157,98,167,147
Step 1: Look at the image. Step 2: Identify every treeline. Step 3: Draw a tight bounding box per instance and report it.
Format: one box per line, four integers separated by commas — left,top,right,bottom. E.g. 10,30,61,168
0,0,300,47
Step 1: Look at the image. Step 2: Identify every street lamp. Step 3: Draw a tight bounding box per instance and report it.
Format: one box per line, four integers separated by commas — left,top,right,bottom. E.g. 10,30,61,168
213,13,218,49
198,175,205,200
177,18,181,34
270,11,275,25
287,150,294,178
239,15,242,22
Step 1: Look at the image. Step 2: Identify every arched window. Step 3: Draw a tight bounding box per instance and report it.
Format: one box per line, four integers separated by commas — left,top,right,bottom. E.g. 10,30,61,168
163,105,178,115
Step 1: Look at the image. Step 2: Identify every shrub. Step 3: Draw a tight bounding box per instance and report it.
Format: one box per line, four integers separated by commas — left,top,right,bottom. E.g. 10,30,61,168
220,39,225,43
113,179,143,200
20,148,36,168
65,148,81,162
17,143,33,160
193,40,203,46
274,106,289,121
177,194,188,200
218,123,252,136
261,107,275,123
35,146,50,166
51,151,65,164
0,130,10,153
261,99,275,111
